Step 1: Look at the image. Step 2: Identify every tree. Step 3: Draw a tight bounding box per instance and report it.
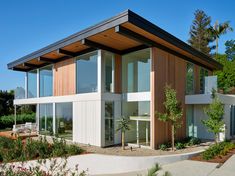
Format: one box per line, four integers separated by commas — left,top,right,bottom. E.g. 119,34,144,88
208,21,233,55
116,116,130,150
214,40,235,93
225,39,235,61
188,10,213,55
202,93,224,143
156,86,183,150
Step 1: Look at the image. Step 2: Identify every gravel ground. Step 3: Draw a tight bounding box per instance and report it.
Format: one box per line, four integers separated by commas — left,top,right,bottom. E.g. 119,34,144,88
32,136,211,156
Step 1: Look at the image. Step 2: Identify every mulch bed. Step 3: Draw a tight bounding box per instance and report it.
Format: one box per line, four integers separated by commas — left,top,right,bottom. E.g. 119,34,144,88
190,148,235,163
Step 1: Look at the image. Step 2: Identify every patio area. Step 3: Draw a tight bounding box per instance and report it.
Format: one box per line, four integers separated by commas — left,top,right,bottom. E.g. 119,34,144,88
0,130,37,140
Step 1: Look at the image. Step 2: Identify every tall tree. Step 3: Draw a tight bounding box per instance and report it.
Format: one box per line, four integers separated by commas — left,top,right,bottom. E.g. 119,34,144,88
116,116,130,150
225,39,235,61
156,85,183,151
214,40,235,93
208,21,233,55
188,10,213,55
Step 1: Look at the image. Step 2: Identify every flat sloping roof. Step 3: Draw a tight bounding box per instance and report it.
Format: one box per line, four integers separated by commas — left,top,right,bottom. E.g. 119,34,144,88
7,9,222,71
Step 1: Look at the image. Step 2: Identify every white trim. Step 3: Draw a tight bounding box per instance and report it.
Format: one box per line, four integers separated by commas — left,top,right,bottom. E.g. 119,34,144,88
53,103,56,134
97,50,102,93
14,93,101,105
122,92,151,102
25,73,28,99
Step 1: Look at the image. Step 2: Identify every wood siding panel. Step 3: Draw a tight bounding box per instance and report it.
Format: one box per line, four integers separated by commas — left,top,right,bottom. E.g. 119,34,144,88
151,47,187,149
53,58,76,96
114,54,122,94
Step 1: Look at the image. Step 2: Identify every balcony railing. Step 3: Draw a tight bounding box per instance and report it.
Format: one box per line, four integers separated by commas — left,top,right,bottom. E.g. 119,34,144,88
14,87,26,99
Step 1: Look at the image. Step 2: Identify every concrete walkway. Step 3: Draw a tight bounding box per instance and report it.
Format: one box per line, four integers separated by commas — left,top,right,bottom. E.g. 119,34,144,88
9,150,203,175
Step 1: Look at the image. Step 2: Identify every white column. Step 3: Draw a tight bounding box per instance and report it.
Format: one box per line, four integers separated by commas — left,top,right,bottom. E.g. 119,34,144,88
36,104,40,132
25,73,28,98
136,120,139,146
37,69,40,98
97,50,103,93
53,103,56,135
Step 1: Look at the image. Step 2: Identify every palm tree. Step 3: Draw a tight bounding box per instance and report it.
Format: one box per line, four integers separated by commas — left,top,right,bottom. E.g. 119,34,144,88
208,21,233,55
116,116,130,150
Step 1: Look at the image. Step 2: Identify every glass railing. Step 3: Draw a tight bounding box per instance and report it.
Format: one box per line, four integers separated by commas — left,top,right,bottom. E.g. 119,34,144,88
204,76,218,94
14,86,26,99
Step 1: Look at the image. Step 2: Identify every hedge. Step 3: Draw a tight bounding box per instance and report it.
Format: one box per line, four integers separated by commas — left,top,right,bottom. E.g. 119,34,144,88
0,113,35,129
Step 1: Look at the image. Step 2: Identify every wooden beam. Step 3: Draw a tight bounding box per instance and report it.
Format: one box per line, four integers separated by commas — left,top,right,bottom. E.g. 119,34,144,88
23,63,38,69
57,49,77,57
38,57,57,64
81,39,122,54
121,45,148,55
12,67,30,72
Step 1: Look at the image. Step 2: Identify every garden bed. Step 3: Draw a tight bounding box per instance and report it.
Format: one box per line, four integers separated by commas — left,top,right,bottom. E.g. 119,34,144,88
190,141,235,163
0,136,84,163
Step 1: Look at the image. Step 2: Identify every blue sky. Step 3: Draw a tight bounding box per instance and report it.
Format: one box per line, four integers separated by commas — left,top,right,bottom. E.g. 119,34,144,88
0,0,234,91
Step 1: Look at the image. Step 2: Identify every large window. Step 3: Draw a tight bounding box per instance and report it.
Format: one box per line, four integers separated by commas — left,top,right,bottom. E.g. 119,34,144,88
55,102,73,140
186,63,194,95
39,66,53,97
122,101,150,146
105,102,114,146
76,51,98,93
104,51,115,93
39,104,53,135
122,48,150,93
27,70,37,98
200,67,208,94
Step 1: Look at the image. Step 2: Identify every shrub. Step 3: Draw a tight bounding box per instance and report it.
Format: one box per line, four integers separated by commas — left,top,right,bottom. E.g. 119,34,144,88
202,142,235,160
0,136,83,163
0,113,35,129
159,144,168,151
175,142,185,150
188,137,201,146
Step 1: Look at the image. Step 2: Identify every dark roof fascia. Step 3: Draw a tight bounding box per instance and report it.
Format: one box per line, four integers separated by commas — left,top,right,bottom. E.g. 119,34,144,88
7,10,130,69
127,10,222,70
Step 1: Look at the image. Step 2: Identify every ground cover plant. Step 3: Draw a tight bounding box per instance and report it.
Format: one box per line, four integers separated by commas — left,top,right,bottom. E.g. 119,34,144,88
159,136,201,151
202,141,235,160
0,136,84,163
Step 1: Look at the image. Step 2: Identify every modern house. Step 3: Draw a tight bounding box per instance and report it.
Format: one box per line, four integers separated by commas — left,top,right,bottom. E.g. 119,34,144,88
7,10,235,149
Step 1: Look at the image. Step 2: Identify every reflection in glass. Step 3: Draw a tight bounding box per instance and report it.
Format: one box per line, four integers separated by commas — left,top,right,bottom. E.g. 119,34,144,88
200,67,208,94
55,102,73,140
122,48,150,93
76,51,98,93
105,102,114,146
27,70,37,98
40,66,53,97
186,63,194,95
39,104,53,135
104,51,115,93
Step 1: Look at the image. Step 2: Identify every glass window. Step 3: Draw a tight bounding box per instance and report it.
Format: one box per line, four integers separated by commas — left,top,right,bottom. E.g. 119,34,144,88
39,104,53,135
186,105,194,137
27,70,37,98
104,51,115,93
122,48,150,93
105,102,114,146
200,67,209,94
122,101,150,146
76,51,98,93
55,102,73,140
186,63,194,95
40,66,53,97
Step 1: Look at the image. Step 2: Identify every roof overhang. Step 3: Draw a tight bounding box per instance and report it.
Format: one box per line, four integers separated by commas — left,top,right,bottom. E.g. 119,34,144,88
7,9,222,72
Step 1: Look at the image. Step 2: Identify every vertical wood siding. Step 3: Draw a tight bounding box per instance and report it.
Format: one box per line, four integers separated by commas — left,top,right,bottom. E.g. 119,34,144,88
53,58,76,96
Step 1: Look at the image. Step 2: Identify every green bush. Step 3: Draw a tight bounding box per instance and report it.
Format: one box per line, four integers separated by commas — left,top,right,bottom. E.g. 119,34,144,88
0,136,84,162
175,142,185,150
202,142,235,160
188,137,201,146
159,144,168,151
0,113,35,129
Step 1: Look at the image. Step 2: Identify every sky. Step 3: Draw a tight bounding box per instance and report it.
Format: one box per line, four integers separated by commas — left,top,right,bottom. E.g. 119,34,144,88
0,0,234,91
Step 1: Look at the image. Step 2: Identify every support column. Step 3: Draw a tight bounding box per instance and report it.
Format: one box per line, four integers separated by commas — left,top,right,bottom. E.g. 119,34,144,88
136,120,139,146
53,103,56,135
14,105,17,126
